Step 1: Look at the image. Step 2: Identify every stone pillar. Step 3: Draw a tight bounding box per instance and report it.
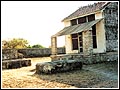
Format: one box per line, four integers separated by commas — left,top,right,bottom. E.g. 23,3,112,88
51,37,57,55
83,30,93,55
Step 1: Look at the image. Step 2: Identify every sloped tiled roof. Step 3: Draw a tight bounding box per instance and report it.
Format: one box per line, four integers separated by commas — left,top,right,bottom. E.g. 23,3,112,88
53,18,103,37
62,2,109,22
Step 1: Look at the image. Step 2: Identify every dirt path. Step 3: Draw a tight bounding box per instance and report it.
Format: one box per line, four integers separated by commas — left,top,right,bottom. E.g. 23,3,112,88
2,57,118,88
2,57,75,88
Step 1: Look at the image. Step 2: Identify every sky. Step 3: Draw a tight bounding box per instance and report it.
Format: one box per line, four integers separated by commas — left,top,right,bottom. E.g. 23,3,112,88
1,1,100,48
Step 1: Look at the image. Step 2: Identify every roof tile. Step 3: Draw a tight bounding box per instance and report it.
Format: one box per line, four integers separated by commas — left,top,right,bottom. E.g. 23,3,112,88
62,2,108,22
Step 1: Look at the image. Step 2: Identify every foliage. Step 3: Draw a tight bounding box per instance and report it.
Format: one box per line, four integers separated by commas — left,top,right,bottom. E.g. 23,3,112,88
2,38,29,49
31,44,45,48
27,45,32,48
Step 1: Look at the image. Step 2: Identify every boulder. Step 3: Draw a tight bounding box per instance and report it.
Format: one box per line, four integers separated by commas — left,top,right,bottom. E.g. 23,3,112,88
36,60,82,74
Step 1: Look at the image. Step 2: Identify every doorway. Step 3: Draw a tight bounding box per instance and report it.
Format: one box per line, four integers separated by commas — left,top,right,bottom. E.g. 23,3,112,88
78,32,83,53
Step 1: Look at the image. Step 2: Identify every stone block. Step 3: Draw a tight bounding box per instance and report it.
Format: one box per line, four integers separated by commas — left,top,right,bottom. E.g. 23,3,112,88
36,60,82,74
2,59,31,69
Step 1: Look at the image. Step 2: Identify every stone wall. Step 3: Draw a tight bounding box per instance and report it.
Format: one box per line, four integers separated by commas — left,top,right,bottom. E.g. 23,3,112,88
106,40,118,51
2,48,65,60
51,52,118,65
2,59,31,69
83,30,93,55
18,48,65,58
2,49,18,60
103,2,118,52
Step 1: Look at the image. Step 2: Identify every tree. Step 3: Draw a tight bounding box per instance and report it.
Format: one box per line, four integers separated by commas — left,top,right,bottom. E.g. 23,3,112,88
31,44,45,48
2,38,29,49
27,45,32,48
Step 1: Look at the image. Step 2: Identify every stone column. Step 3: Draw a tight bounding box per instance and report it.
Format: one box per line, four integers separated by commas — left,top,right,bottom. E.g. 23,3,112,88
83,30,93,55
51,37,57,55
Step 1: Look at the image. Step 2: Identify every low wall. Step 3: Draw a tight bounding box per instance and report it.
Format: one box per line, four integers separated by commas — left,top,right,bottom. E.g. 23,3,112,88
2,49,18,60
2,48,65,60
18,48,65,58
51,52,118,64
2,59,31,69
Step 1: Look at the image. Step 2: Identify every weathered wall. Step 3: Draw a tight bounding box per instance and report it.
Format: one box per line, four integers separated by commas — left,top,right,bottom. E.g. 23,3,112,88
103,2,118,52
51,52,118,65
63,20,71,27
18,48,65,58
83,30,93,55
2,48,66,60
2,49,18,60
95,11,103,19
94,19,106,53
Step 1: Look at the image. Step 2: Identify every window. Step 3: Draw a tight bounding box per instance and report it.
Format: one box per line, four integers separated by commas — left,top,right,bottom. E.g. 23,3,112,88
78,16,86,24
71,19,77,26
92,25,97,48
88,14,95,22
71,14,95,26
71,34,78,50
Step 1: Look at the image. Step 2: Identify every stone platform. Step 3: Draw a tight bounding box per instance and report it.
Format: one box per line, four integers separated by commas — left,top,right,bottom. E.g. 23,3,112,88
50,52,118,64
2,59,31,69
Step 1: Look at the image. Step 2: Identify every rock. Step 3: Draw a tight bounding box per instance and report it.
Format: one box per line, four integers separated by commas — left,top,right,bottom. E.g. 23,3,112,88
36,60,83,74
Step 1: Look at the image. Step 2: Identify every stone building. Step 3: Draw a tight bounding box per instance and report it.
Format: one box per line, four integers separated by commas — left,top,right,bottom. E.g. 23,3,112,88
51,2,118,64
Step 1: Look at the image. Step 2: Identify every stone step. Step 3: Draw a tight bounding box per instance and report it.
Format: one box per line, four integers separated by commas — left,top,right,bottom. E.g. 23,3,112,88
2,59,31,69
